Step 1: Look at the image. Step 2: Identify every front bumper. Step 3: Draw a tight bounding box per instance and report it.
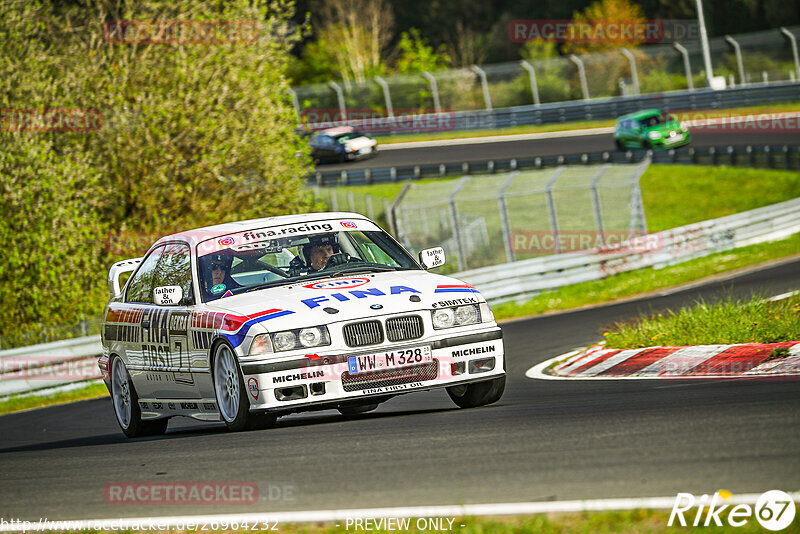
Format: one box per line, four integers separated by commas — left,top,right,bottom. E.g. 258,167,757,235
346,147,378,160
652,131,691,149
241,328,504,413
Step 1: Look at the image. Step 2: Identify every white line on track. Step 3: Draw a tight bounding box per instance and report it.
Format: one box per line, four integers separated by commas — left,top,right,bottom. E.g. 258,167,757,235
4,493,796,530
767,289,800,302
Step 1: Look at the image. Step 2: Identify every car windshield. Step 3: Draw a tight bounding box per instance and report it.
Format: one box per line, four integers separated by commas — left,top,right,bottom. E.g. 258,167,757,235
197,229,419,301
641,114,665,127
335,132,364,143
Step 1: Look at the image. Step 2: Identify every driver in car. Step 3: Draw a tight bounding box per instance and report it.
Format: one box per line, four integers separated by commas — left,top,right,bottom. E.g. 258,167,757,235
306,241,335,271
291,234,352,273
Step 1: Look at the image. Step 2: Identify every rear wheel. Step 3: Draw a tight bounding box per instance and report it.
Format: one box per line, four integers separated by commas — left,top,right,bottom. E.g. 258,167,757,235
213,342,276,431
111,356,168,438
447,375,505,408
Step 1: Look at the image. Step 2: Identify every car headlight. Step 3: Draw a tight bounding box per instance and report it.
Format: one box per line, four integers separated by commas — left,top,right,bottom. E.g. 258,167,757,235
249,334,273,356
432,308,455,329
273,331,297,351
251,326,331,355
648,131,661,140
432,304,482,330
299,327,324,347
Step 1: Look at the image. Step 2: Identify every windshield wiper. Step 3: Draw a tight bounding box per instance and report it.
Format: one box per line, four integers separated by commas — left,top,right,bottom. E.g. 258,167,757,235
330,264,398,275
243,279,297,293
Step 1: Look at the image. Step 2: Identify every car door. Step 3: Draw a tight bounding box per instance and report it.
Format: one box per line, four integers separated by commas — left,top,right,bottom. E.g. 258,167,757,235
144,241,198,399
123,244,165,396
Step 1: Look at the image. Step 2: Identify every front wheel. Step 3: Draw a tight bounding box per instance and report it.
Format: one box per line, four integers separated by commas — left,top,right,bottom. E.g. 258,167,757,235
111,356,168,438
447,375,505,408
213,342,276,431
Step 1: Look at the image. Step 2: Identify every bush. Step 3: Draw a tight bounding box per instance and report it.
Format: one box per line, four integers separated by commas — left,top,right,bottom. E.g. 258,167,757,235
0,0,315,347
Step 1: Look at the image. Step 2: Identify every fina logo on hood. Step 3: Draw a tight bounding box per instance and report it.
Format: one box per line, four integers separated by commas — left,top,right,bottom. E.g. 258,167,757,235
303,277,370,290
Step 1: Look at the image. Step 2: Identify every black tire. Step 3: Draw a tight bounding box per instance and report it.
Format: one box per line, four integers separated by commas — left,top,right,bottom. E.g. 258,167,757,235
642,140,651,150
338,403,379,416
212,342,276,432
446,375,505,409
110,356,168,438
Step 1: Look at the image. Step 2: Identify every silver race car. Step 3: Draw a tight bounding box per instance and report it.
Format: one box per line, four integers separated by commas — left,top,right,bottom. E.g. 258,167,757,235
99,213,505,437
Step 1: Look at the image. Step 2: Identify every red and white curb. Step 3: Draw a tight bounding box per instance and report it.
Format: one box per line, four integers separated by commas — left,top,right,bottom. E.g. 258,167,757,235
527,341,800,380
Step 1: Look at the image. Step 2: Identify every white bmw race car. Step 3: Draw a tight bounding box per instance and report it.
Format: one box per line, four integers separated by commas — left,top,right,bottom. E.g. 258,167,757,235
99,213,505,437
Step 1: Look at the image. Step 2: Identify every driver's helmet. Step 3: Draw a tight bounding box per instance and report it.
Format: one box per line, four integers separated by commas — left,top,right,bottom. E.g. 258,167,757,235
302,233,339,265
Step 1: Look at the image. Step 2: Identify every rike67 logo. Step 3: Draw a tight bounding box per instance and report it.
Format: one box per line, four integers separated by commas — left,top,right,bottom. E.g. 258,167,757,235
669,490,796,531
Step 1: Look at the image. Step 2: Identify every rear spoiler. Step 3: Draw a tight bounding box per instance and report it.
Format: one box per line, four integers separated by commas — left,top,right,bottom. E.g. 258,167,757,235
108,258,142,298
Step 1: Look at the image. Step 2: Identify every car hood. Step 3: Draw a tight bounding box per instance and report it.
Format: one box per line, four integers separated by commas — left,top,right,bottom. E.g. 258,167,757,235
202,270,482,332
648,121,681,134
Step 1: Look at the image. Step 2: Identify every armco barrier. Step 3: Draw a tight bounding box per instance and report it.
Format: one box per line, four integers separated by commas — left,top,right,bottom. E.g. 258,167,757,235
0,335,103,397
307,81,800,136
454,197,800,304
312,144,800,186
2,198,798,398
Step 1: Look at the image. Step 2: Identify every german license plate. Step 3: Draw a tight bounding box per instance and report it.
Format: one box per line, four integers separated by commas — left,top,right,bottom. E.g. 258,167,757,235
348,346,432,374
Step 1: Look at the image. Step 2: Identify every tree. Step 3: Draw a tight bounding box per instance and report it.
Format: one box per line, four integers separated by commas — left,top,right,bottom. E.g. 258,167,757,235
0,0,315,345
564,0,648,54
312,0,395,83
394,28,450,75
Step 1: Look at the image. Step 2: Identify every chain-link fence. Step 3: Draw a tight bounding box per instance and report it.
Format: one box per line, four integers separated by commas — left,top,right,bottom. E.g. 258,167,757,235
292,27,800,127
391,161,649,272
313,186,393,230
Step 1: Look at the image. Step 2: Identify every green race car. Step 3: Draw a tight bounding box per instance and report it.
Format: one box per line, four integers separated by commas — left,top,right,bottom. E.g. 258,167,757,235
613,109,691,150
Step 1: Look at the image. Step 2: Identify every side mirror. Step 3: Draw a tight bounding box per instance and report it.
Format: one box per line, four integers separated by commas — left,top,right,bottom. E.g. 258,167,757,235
419,247,445,269
154,286,183,306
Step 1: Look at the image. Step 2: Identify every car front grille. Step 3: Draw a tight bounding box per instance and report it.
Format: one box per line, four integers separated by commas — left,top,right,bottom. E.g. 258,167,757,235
341,360,439,392
343,320,383,347
385,315,424,342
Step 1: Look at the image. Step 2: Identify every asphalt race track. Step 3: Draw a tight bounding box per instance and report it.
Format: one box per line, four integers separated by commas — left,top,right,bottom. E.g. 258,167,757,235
317,128,800,172
1,257,799,521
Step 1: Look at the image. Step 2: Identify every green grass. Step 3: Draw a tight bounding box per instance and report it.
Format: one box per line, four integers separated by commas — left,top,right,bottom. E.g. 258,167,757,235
256,509,800,533
493,233,800,322
0,381,108,415
604,294,800,348
374,101,800,144
323,166,800,234
641,166,800,232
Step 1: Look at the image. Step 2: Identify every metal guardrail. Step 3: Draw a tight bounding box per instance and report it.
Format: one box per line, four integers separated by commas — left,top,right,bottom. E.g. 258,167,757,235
0,335,103,397
313,144,800,186
455,197,800,305
3,197,799,398
308,81,800,137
